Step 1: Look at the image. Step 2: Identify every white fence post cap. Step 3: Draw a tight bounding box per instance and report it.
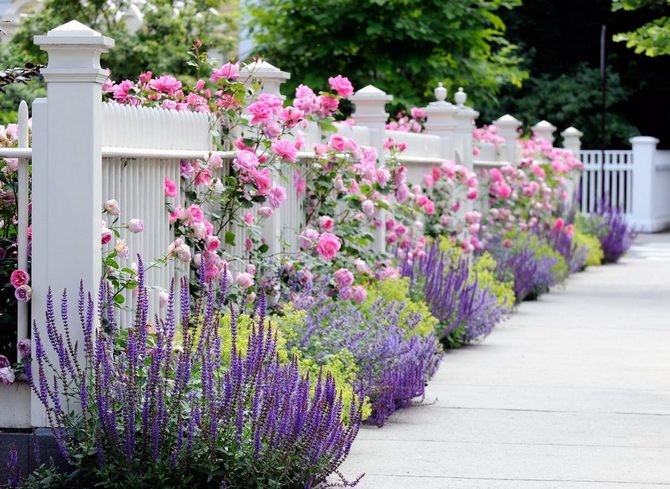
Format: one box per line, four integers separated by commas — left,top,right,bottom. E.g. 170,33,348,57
240,59,290,81
495,114,522,128
561,126,583,137
350,84,393,102
532,120,557,132
34,20,114,83
630,136,660,145
454,87,467,107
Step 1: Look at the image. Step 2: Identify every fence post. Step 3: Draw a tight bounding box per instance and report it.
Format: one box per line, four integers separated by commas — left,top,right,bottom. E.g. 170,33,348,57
532,120,557,144
494,114,522,165
453,88,478,172
239,60,291,255
630,136,660,232
561,126,583,156
424,83,458,160
350,85,393,252
31,21,114,426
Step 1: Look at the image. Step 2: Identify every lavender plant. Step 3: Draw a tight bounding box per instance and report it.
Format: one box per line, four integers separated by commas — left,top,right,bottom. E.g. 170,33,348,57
17,258,363,489
582,204,635,263
403,245,505,348
547,227,588,274
286,295,441,427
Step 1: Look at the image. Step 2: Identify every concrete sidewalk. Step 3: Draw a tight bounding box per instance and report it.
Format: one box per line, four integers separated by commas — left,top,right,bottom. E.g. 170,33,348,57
342,234,670,488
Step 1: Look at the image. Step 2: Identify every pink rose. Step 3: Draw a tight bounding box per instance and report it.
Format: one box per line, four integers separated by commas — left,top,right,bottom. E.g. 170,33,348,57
279,106,304,128
206,235,221,252
101,228,113,245
236,272,254,290
350,285,367,304
554,218,565,232
334,268,354,290
254,168,272,195
316,232,341,261
247,102,272,124
319,215,334,231
258,207,274,218
466,188,478,200
361,199,375,215
271,139,298,162
17,339,30,359
329,135,347,152
244,212,254,225
0,366,15,385
210,62,240,83
128,219,144,233
15,284,32,303
159,291,169,309
104,199,120,216
164,177,178,198
233,150,259,172
208,152,224,169
300,228,319,249
268,184,286,209
149,75,182,94
328,75,354,98
188,204,204,223
10,269,29,288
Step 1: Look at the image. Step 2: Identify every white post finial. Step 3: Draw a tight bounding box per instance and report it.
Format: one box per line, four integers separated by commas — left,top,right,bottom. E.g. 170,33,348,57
494,114,523,164
455,87,467,107
561,126,583,156
532,120,557,144
31,21,114,426
239,59,290,98
434,82,447,102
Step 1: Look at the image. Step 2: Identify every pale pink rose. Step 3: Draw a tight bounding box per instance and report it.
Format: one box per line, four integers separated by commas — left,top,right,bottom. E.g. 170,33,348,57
236,272,254,290
334,268,354,290
159,290,170,309
101,227,113,245
115,239,129,259
299,228,320,249
233,150,259,172
15,284,32,303
188,204,204,223
316,232,341,261
104,199,120,216
244,212,254,225
210,62,240,83
361,199,375,216
423,174,434,188
257,207,274,218
176,244,191,263
208,152,224,169
353,258,368,273
128,219,144,233
191,222,207,239
268,184,286,209
271,139,298,162
0,366,15,385
329,135,347,152
319,216,334,231
206,236,221,252
164,177,178,197
328,75,354,98
350,285,367,304
4,159,18,172
10,269,29,288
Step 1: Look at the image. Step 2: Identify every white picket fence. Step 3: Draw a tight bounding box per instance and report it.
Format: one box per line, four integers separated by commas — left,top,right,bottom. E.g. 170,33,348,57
5,19,665,431
578,150,634,216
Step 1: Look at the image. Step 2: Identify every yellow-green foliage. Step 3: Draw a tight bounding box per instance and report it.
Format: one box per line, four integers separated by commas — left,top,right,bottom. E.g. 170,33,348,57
439,237,515,308
573,229,604,267
470,252,515,309
273,305,372,421
515,231,569,281
180,308,371,421
363,278,438,338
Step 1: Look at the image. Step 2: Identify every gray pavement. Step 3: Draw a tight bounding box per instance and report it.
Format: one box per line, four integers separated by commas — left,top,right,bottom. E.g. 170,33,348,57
341,234,670,488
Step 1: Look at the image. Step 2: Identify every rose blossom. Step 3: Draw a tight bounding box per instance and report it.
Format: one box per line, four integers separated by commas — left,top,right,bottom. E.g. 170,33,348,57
15,284,32,302
299,228,320,249
268,184,286,209
164,177,178,197
207,152,224,169
257,207,274,218
271,139,298,162
328,75,354,98
334,268,354,290
10,269,29,288
159,290,169,309
18,339,30,359
350,285,367,304
361,199,375,215
316,232,341,261
236,272,254,290
247,102,272,124
104,199,120,216
0,366,15,385
318,215,334,231
128,219,144,233
210,62,240,83
101,227,113,245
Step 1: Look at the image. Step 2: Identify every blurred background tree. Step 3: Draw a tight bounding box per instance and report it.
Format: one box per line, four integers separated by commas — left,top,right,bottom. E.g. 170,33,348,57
245,0,528,112
0,0,237,124
612,0,669,56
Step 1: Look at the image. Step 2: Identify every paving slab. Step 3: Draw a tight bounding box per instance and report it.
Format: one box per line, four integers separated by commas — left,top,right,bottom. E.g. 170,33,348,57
341,235,670,488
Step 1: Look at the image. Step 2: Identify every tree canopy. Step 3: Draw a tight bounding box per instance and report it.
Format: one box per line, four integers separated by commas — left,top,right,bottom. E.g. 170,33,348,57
246,0,527,110
612,0,670,56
